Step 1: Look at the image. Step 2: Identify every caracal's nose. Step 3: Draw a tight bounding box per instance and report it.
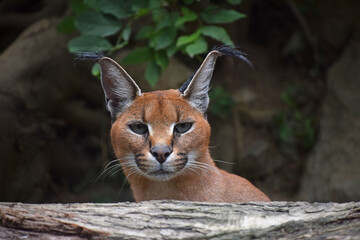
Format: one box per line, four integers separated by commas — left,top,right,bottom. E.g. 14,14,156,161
150,145,172,164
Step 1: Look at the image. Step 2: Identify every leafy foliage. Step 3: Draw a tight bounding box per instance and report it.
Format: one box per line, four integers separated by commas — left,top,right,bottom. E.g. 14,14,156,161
59,0,245,86
274,85,316,153
209,86,235,117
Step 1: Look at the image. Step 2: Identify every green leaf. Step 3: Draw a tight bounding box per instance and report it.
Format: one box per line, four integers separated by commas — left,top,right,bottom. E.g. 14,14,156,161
91,63,101,77
209,86,234,117
185,36,208,57
114,41,128,50
135,8,150,18
136,25,153,40
176,29,202,47
201,26,234,45
84,0,129,19
175,7,197,27
155,51,169,69
122,26,131,41
67,35,113,53
166,45,178,57
71,0,90,13
147,0,164,9
149,36,157,48
155,12,179,33
154,13,171,32
154,27,177,50
57,16,76,34
227,0,242,4
145,61,161,87
121,47,152,64
75,11,122,37
201,7,246,24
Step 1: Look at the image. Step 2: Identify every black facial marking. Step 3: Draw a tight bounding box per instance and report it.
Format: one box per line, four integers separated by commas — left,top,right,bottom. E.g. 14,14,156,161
75,51,107,61
179,72,195,94
175,105,181,122
174,157,188,162
174,162,187,169
136,163,149,171
141,106,146,123
157,95,164,116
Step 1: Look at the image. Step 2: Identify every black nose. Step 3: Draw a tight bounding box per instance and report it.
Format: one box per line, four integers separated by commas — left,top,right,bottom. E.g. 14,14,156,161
150,145,172,164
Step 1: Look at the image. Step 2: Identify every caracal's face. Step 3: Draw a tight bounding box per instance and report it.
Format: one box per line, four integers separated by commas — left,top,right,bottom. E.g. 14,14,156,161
110,89,211,181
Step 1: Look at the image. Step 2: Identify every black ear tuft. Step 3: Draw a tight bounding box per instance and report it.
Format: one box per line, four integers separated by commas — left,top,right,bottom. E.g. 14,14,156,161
179,72,195,94
75,51,107,62
211,45,252,67
178,45,252,114
179,45,252,94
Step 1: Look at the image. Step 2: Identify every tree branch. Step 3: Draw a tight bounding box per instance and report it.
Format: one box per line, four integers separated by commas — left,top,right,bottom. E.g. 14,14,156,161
1,201,359,239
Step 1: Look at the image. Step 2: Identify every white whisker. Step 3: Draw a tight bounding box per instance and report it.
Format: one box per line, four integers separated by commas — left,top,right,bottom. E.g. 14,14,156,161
185,164,201,176
208,142,222,149
93,157,134,184
213,159,235,165
187,160,221,177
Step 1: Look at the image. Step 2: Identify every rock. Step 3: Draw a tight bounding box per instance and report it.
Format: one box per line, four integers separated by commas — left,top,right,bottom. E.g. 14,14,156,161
233,88,257,104
321,18,352,49
299,41,360,202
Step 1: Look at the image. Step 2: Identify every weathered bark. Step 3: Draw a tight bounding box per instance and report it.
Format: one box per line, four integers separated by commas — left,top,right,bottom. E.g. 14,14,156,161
0,201,359,239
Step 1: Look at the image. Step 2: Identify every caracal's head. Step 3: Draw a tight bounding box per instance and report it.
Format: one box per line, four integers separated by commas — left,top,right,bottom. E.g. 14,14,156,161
95,46,249,181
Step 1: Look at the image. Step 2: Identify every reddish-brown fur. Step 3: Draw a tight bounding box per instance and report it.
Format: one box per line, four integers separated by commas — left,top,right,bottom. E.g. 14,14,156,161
111,90,270,202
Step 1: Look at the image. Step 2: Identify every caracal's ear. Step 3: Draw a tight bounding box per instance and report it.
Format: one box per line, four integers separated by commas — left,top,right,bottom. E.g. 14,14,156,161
179,46,251,114
179,50,221,114
98,57,141,120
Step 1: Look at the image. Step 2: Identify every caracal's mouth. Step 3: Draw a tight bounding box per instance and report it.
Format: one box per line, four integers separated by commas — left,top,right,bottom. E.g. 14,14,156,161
146,168,178,181
149,169,172,175
133,152,189,181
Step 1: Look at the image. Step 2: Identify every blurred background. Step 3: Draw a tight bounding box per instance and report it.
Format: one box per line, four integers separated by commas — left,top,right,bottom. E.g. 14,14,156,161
0,0,359,203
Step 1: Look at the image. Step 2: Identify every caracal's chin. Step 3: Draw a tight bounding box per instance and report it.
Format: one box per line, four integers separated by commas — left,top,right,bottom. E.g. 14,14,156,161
141,161,186,182
146,169,179,181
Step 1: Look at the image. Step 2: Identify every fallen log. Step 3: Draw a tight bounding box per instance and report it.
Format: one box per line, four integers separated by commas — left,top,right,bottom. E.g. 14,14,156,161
0,201,359,239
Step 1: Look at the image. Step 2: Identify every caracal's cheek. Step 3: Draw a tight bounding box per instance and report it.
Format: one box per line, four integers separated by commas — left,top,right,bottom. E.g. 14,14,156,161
175,120,210,152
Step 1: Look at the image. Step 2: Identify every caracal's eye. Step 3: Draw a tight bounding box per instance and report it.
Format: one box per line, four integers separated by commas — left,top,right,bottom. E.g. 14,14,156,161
129,123,148,135
174,122,193,134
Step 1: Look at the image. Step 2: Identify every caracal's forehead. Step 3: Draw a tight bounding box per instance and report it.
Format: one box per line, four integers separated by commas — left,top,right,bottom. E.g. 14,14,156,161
124,89,201,123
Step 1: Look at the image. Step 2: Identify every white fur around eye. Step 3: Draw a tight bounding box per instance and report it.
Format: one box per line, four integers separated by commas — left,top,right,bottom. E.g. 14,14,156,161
184,124,194,135
169,123,176,135
147,124,153,136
